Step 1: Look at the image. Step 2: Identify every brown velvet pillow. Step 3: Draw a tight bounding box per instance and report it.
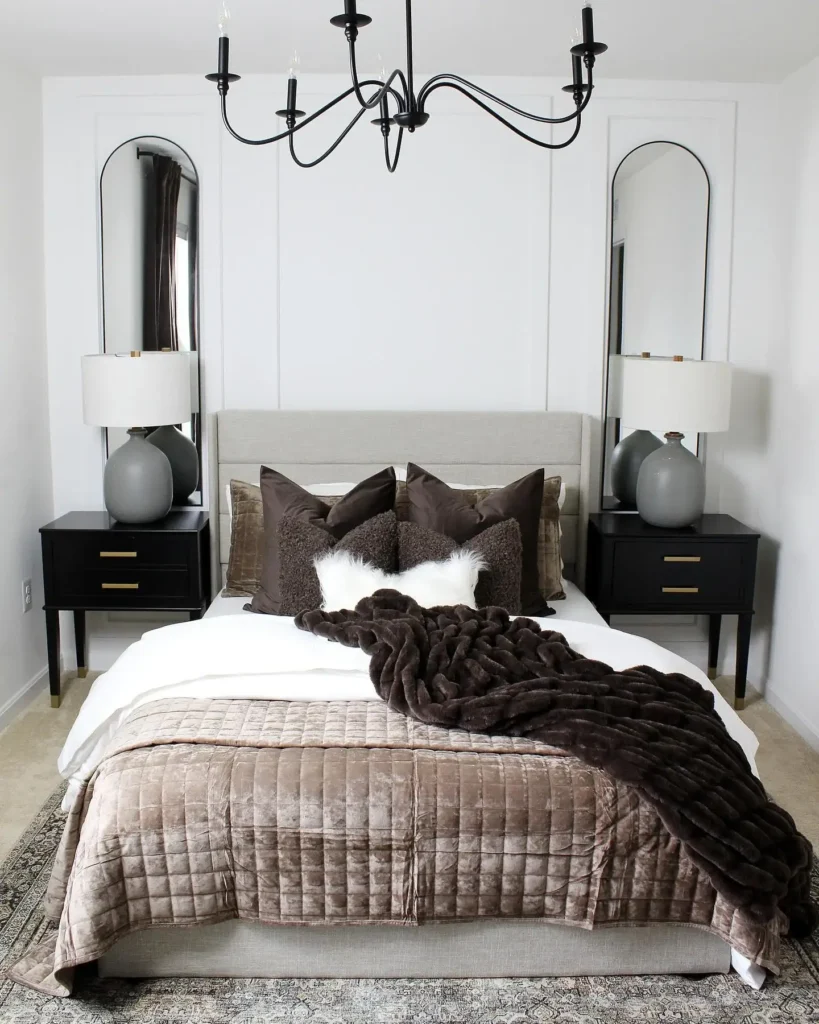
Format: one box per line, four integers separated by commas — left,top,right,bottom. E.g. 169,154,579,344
404,464,550,614
260,511,398,616
223,480,264,597
250,465,397,615
398,519,524,614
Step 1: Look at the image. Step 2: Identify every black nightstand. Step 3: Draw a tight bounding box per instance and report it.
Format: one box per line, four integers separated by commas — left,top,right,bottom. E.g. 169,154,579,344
585,513,759,710
40,511,210,707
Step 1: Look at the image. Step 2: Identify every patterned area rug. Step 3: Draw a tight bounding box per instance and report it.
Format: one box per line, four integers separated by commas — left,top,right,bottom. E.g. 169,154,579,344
1,786,818,1023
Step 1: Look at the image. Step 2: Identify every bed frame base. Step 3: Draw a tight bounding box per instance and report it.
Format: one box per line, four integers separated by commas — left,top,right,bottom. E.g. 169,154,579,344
98,919,731,979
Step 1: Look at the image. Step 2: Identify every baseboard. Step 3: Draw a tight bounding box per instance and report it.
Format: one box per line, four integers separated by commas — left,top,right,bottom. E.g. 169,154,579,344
0,665,50,734
764,691,819,753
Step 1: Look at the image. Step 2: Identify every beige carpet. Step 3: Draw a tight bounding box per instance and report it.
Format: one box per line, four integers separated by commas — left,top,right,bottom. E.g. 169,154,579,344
0,672,816,865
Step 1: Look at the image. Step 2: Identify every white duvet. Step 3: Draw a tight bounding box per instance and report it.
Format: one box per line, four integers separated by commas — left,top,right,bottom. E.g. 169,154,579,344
57,612,764,988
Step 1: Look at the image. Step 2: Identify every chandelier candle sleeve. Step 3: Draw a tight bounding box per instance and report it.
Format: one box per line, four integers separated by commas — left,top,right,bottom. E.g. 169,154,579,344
207,1,606,172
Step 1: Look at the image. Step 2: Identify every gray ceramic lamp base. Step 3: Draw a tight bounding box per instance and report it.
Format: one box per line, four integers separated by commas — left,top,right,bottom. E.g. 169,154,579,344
146,424,199,503
636,432,705,528
104,429,173,524
610,429,664,505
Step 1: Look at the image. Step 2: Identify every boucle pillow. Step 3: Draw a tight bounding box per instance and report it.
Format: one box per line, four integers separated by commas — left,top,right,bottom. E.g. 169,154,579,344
398,519,524,614
246,511,398,617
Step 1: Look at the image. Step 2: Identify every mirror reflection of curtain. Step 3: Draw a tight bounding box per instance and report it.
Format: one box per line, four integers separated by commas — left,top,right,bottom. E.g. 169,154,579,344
143,154,182,352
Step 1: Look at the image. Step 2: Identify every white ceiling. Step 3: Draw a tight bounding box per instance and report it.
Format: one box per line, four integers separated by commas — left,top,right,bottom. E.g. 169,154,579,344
3,0,819,84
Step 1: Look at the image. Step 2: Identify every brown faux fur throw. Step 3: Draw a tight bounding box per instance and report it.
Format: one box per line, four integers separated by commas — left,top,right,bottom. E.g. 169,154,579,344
296,592,817,937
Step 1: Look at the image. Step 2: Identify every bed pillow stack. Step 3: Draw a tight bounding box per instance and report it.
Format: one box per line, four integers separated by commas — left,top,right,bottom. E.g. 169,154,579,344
224,462,564,616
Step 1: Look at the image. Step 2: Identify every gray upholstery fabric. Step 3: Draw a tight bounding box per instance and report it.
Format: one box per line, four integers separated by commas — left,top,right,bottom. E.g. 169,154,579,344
212,412,592,591
99,918,731,980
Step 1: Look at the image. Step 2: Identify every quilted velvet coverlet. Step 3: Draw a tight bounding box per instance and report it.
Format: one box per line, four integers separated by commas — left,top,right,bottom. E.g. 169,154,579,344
296,594,816,937
10,697,784,997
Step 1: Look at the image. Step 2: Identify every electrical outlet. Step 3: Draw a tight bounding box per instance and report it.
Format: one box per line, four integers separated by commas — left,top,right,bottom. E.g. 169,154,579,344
22,578,33,614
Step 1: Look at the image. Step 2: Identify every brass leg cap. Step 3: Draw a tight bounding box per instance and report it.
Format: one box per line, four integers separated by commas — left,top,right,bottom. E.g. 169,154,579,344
707,667,717,681
77,667,88,678
51,695,61,709
734,697,746,711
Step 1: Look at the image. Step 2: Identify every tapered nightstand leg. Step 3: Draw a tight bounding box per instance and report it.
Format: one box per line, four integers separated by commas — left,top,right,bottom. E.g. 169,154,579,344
735,613,753,711
45,609,61,708
707,614,722,681
73,610,87,679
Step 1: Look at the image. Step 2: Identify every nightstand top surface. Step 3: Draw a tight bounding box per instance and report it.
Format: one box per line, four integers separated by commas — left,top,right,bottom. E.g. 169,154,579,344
588,513,759,539
41,511,209,534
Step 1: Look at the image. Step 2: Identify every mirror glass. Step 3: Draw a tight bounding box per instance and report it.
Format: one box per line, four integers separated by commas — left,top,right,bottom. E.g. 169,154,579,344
100,136,202,505
601,142,710,509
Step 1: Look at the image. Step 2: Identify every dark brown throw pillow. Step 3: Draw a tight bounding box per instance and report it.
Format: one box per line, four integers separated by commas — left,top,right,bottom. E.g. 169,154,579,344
398,519,524,613
405,464,548,614
260,511,398,616
250,465,397,615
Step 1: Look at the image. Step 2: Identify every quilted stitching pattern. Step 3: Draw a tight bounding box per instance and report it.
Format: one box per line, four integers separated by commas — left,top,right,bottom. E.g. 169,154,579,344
12,696,782,997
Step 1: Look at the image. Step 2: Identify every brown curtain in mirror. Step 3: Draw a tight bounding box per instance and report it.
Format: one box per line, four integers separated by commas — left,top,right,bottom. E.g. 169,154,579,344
143,154,182,351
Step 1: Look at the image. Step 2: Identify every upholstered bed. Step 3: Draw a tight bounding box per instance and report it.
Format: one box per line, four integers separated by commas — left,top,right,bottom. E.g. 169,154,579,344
11,411,789,995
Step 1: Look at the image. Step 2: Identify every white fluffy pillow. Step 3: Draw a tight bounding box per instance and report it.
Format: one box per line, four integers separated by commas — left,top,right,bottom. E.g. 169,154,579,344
315,549,485,612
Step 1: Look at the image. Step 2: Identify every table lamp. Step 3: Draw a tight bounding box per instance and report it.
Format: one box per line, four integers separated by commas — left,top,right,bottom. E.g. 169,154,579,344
82,352,192,524
618,355,732,528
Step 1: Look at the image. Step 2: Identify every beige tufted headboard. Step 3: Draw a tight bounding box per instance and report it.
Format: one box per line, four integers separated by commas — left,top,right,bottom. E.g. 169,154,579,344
210,410,592,599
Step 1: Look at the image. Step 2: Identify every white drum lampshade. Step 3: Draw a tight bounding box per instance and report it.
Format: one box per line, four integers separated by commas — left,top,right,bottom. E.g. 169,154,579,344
82,352,192,428
617,355,732,434
81,352,193,525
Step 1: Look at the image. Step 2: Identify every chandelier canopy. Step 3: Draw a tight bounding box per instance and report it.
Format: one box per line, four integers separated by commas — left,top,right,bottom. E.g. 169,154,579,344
206,1,607,173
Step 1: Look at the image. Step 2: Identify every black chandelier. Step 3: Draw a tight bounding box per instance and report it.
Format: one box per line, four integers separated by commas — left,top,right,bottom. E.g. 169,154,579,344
206,0,607,173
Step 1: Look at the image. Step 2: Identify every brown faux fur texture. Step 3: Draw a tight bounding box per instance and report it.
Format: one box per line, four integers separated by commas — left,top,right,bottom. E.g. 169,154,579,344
296,592,817,937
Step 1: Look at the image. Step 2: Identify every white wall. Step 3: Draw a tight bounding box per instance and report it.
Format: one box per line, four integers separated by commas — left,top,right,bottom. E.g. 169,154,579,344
0,65,54,728
718,58,819,748
40,74,783,685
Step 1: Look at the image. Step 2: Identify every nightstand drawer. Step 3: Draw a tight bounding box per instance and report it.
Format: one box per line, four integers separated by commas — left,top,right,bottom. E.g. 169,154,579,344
612,541,747,607
64,532,191,570
56,568,192,603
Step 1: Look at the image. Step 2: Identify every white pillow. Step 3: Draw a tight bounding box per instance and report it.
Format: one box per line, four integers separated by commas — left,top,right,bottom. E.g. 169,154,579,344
315,549,485,612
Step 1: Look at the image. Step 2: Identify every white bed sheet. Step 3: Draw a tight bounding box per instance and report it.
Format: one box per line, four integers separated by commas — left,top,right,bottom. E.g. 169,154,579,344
204,579,609,627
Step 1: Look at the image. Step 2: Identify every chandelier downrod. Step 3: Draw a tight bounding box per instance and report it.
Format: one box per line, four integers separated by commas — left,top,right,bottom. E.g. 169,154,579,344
206,0,607,172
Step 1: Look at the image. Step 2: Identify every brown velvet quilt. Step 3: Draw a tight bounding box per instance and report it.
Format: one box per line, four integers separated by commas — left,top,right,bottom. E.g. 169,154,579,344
296,593,816,936
9,695,786,997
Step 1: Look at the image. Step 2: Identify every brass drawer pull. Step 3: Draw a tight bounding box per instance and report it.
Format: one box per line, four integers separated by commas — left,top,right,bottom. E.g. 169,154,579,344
102,583,140,590
662,586,699,594
100,551,137,558
663,556,701,563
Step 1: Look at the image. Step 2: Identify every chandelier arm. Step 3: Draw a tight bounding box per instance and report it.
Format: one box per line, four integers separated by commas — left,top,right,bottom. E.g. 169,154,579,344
418,69,594,123
421,82,584,149
348,40,410,111
383,125,405,173
220,87,361,146
288,106,370,168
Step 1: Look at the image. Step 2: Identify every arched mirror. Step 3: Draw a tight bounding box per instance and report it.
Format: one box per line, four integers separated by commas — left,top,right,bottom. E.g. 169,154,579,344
100,136,202,505
601,142,710,510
